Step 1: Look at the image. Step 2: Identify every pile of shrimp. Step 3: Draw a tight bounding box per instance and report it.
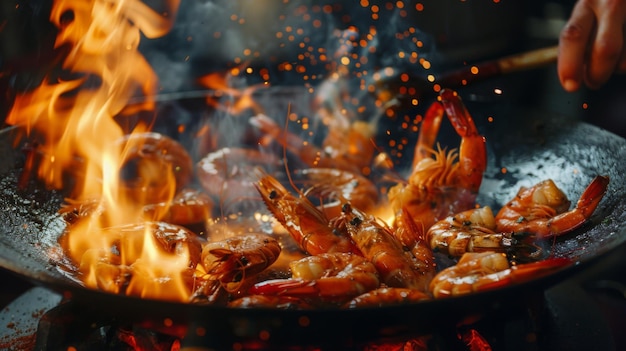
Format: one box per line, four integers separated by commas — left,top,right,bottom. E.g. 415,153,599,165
57,89,610,309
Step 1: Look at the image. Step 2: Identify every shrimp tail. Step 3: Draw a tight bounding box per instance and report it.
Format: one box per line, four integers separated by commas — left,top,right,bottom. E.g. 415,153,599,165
542,175,609,237
572,175,610,218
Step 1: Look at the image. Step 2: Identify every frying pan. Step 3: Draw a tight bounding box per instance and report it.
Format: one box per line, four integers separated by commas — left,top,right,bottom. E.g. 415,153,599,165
0,89,625,349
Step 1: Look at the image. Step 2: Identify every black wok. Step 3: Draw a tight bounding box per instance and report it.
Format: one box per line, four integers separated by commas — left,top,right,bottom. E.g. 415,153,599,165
0,92,625,349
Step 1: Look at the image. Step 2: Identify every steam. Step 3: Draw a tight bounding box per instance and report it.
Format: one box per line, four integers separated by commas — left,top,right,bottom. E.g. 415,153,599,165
137,0,440,164
141,0,438,94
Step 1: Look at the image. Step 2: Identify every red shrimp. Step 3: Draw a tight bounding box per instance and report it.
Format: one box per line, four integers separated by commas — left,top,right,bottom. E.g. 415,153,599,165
430,252,570,298
142,188,214,225
495,175,610,237
293,167,379,219
249,252,380,306
196,147,281,213
117,132,194,204
344,287,431,308
255,172,359,255
201,232,281,291
250,114,376,175
388,89,486,230
333,203,428,291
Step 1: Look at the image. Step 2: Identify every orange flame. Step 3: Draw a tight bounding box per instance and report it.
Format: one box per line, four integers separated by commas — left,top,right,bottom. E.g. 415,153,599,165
6,0,195,302
197,69,266,115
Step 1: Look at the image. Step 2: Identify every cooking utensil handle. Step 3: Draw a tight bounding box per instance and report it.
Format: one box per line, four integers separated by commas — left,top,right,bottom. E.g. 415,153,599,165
439,45,559,87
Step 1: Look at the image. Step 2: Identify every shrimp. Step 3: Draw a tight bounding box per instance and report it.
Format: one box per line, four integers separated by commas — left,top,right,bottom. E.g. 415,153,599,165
61,221,203,269
61,188,214,228
66,221,203,299
196,147,281,215
293,167,379,219
428,206,501,258
495,175,610,238
249,252,380,305
427,177,609,260
333,203,428,290
344,287,430,308
428,206,558,261
189,278,229,306
255,172,359,255
142,188,214,225
392,208,437,291
63,132,198,223
250,114,376,175
59,197,104,225
429,252,570,298
201,232,281,291
387,89,486,230
115,221,203,267
117,132,194,204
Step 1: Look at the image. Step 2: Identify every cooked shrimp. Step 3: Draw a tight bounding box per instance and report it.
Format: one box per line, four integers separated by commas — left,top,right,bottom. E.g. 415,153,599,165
294,167,379,219
250,114,376,175
189,278,229,306
428,176,609,260
116,221,203,267
61,188,214,228
201,232,281,291
142,188,214,225
344,287,430,308
70,221,203,300
196,147,281,214
65,221,203,269
59,197,104,225
428,206,499,257
428,206,553,261
117,132,193,204
249,252,380,305
333,204,427,290
388,89,486,230
429,252,570,298
255,172,359,255
495,175,610,238
392,208,437,291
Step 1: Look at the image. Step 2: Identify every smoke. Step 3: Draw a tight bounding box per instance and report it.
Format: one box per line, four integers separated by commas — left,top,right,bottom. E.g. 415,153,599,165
140,0,438,93
132,0,443,167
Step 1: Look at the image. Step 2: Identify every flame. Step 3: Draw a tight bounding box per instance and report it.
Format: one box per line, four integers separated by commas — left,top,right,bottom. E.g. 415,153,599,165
6,0,194,302
197,69,266,114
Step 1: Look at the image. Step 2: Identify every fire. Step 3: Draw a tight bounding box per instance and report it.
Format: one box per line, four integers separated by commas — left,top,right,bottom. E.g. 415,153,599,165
197,70,265,114
6,0,193,302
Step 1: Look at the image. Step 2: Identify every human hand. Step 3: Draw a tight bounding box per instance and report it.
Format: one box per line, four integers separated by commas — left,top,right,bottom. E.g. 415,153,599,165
558,0,626,92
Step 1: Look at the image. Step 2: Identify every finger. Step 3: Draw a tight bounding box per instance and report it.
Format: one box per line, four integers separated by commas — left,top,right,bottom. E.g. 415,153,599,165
617,21,626,73
584,6,626,89
616,48,626,72
558,2,596,92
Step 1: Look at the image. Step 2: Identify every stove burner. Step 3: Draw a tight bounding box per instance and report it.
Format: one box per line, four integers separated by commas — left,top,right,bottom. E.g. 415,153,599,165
35,301,181,351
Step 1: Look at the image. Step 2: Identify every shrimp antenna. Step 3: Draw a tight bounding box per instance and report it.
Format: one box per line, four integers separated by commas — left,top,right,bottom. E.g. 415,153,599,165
216,149,230,223
281,103,305,198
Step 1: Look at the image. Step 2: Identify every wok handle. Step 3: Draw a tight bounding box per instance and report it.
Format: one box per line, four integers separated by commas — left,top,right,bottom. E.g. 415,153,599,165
438,45,559,87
